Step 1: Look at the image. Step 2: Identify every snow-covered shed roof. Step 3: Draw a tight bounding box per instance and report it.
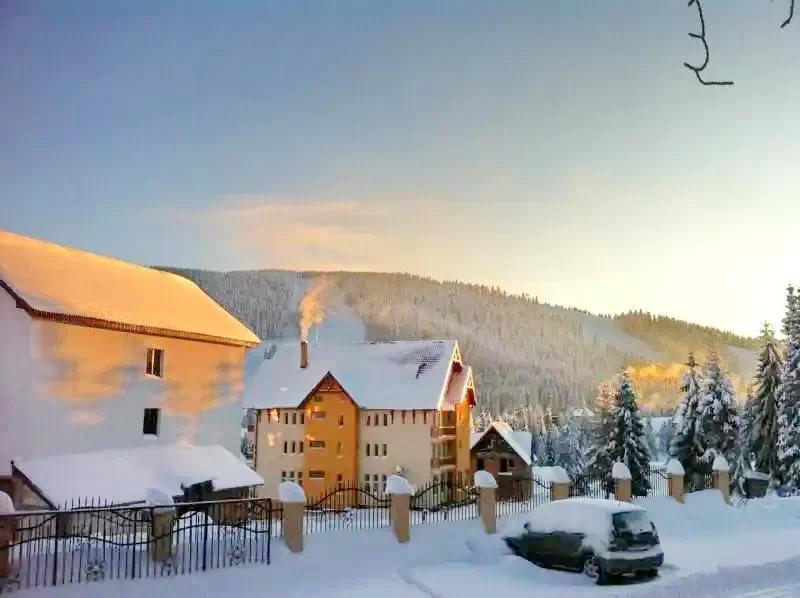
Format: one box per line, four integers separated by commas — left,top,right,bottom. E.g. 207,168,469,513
470,421,533,466
13,444,264,507
244,340,474,411
0,231,259,347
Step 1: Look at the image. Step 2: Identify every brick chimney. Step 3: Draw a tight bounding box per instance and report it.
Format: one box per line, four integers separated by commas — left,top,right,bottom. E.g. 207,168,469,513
301,341,308,369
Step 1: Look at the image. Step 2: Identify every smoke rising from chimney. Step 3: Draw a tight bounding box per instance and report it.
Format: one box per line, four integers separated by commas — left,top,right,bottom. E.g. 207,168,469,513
298,276,333,341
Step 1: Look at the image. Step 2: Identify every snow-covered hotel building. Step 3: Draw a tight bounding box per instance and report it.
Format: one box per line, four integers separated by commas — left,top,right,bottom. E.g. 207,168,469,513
245,339,477,499
0,231,263,507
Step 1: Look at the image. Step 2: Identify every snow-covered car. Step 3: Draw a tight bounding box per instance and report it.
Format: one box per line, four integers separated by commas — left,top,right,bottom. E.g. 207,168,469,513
504,498,664,585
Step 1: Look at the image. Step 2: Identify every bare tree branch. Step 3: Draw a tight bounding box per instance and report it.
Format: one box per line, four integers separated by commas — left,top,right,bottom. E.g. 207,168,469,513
683,0,734,86
781,0,795,28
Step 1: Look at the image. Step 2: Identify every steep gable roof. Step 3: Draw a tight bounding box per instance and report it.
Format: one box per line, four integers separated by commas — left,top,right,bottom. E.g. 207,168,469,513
0,231,259,347
470,421,533,466
244,339,469,410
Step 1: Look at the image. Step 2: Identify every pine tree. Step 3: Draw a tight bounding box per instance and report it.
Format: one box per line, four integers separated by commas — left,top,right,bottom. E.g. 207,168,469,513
748,330,783,478
776,285,800,487
669,354,706,479
587,371,651,497
695,353,740,468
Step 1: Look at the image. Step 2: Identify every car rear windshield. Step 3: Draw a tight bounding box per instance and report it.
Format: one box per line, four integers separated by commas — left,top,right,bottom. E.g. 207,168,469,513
612,510,652,536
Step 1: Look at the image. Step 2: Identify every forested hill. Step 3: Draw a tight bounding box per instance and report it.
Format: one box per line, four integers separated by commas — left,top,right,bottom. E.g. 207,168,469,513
159,268,759,417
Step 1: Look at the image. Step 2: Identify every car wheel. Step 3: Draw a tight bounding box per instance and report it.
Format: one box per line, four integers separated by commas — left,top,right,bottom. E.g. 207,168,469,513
643,568,658,579
582,555,601,582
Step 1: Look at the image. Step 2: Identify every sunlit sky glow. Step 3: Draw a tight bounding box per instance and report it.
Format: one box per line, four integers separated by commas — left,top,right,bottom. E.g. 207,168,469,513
2,0,798,337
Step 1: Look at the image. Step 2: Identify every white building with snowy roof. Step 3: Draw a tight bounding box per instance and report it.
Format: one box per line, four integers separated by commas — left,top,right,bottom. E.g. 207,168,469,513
244,339,477,498
0,231,262,504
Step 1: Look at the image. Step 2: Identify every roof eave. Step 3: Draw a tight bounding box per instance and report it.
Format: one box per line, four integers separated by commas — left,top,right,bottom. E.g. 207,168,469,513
0,280,259,348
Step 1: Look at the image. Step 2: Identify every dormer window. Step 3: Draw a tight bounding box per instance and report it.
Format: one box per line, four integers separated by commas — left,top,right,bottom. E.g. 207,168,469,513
146,348,164,378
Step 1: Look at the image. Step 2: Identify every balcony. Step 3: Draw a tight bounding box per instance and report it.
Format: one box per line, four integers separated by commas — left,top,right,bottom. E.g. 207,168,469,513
431,426,457,439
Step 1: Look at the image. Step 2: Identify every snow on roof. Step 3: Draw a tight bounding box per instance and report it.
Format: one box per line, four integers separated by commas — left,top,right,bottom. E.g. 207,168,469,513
13,444,264,507
443,365,475,408
666,459,685,476
533,466,570,484
244,340,465,410
712,454,730,472
0,231,259,347
470,421,532,466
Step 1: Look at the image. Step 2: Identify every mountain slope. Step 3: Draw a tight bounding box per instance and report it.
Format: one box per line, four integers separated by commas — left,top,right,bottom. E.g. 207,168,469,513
160,268,759,416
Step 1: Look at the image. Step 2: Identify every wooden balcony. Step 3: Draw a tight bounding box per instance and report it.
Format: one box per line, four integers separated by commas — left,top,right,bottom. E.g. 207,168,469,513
431,455,456,468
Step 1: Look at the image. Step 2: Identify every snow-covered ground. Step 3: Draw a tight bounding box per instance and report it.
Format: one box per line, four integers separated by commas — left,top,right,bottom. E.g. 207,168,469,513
17,491,800,597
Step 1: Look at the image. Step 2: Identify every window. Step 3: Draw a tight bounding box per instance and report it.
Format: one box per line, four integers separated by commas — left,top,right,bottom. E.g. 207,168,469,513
142,408,160,435
309,471,325,479
310,411,326,420
309,440,325,449
338,415,344,427
374,415,379,426
383,414,388,426
372,474,378,482
373,444,379,457
508,459,516,469
337,442,342,457
145,348,164,377
312,395,323,403
299,442,304,454
500,459,508,473
337,473,343,482
300,413,305,425
297,472,303,486
476,458,485,471
423,411,428,424
364,474,370,483
382,444,388,457
289,471,295,479
291,441,296,453
283,441,288,454
336,474,343,490
284,413,289,425
281,471,286,480
366,444,371,457
366,415,371,426
292,413,297,425
402,411,406,424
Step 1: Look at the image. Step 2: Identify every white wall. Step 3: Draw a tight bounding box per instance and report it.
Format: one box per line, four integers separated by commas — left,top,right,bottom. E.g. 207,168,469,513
0,292,247,473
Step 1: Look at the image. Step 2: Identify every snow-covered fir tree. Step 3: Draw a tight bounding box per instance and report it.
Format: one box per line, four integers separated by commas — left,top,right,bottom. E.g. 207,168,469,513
587,371,651,497
642,418,660,460
695,353,740,468
776,285,800,487
747,327,783,478
669,354,706,479
552,419,587,478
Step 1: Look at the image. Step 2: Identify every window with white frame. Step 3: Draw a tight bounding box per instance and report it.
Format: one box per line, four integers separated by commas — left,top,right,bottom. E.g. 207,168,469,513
145,348,164,377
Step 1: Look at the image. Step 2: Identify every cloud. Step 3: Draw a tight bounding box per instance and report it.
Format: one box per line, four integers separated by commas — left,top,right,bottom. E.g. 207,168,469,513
192,195,463,272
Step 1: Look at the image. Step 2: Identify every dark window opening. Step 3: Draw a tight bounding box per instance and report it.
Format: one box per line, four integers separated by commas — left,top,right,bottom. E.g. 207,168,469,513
476,458,485,471
142,408,160,435
500,459,509,473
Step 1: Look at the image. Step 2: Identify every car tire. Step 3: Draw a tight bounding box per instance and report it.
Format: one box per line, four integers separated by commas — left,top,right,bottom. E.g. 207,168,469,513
644,568,658,579
582,555,606,584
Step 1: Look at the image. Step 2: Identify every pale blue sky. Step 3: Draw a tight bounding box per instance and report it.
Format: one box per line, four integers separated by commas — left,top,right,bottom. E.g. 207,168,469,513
1,0,798,336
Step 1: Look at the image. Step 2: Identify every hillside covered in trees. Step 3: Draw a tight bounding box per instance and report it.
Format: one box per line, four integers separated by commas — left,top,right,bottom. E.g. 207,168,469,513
160,268,758,417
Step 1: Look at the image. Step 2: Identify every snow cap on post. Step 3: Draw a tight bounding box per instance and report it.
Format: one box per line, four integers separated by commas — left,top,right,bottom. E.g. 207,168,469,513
666,459,685,476
278,481,306,504
0,491,14,514
385,474,413,495
532,466,570,484
712,454,730,472
612,462,632,480
474,470,498,489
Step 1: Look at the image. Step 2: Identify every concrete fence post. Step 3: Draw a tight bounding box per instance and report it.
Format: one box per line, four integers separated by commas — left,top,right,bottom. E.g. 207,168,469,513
534,466,571,501
0,492,15,580
385,475,413,544
666,459,685,504
613,462,632,502
146,488,175,563
712,454,731,505
474,471,497,534
278,482,306,554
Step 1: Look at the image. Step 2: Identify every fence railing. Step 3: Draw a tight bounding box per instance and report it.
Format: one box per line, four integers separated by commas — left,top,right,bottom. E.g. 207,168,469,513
495,476,551,517
0,497,280,593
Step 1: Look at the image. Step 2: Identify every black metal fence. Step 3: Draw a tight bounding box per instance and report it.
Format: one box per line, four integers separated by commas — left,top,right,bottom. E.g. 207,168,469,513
649,467,670,497
494,476,551,517
686,473,714,493
303,482,391,534
570,474,614,499
0,497,280,593
410,477,479,525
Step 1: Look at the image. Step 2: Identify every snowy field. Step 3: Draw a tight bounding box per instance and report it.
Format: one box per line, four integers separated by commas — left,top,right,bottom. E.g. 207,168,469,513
15,491,800,598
